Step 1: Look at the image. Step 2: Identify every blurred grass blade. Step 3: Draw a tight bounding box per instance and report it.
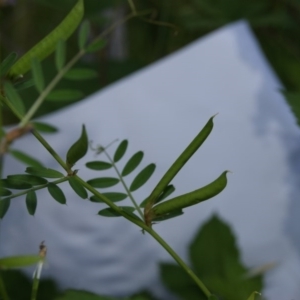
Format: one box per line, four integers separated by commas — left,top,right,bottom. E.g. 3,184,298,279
32,122,58,133
85,161,112,170
46,89,83,101
31,57,44,93
26,190,37,215
66,124,88,168
86,39,106,53
114,139,128,163
0,199,10,218
68,177,88,199
145,116,215,208
25,167,64,178
48,183,66,204
8,0,84,78
0,52,18,76
55,39,66,71
64,68,98,80
98,206,135,217
87,177,119,188
78,20,90,50
0,255,40,268
130,163,156,192
3,81,25,116
121,151,144,176
10,149,44,168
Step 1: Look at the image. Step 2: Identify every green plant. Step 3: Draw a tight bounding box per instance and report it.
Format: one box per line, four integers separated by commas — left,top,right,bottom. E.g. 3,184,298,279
0,1,263,300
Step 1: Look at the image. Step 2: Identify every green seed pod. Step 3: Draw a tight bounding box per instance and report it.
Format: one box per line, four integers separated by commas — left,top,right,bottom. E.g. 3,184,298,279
66,125,88,169
151,171,228,217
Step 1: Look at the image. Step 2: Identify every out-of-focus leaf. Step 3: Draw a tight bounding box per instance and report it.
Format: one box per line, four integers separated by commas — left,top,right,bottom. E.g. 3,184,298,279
85,161,112,170
0,199,10,218
31,57,44,93
32,121,58,133
0,188,12,196
90,192,127,203
48,183,66,204
68,177,88,199
8,0,84,78
87,177,119,188
26,190,37,215
113,139,128,163
55,39,66,71
64,68,98,80
46,89,83,101
130,163,156,192
25,167,64,178
3,82,25,116
121,151,143,176
0,255,40,269
0,52,18,76
66,124,88,168
10,149,44,168
15,78,34,91
78,20,90,50
86,39,106,53
7,174,47,185
98,206,134,217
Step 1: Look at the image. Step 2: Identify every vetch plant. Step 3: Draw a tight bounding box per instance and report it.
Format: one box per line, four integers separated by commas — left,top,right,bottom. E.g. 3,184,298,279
0,1,262,299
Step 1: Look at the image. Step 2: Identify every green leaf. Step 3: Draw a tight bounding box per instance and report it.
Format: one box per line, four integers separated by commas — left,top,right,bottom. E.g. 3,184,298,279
152,209,183,222
98,206,135,217
48,183,66,204
10,149,44,168
85,161,112,170
55,39,66,71
7,174,47,185
26,190,37,215
1,179,32,190
282,91,300,126
113,139,128,162
130,163,156,192
25,167,64,178
146,116,215,208
68,177,88,199
78,20,90,50
86,38,106,53
0,188,12,196
121,151,144,176
64,68,98,80
46,89,83,101
8,0,84,78
0,199,10,218
90,192,127,203
15,78,34,91
32,121,58,133
0,255,40,269
3,82,25,116
0,52,18,77
66,124,88,168
152,171,228,217
87,177,119,188
31,57,44,93
156,184,175,204
246,292,261,300
55,289,116,300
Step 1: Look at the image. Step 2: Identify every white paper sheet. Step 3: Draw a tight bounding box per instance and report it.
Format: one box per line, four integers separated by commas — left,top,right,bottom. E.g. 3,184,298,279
1,20,300,300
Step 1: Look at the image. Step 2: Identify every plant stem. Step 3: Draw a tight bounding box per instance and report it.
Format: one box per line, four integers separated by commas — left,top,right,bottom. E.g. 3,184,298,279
103,149,144,220
31,273,40,300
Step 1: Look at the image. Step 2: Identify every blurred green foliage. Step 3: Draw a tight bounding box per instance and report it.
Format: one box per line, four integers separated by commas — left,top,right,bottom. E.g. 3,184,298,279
1,0,299,124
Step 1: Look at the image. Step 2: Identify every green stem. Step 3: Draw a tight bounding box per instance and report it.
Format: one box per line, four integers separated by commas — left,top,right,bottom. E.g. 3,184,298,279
103,149,144,220
31,273,40,300
0,272,9,300
1,177,68,202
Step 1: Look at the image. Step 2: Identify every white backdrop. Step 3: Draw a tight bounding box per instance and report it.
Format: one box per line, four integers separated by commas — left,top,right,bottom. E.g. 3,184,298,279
1,21,300,300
